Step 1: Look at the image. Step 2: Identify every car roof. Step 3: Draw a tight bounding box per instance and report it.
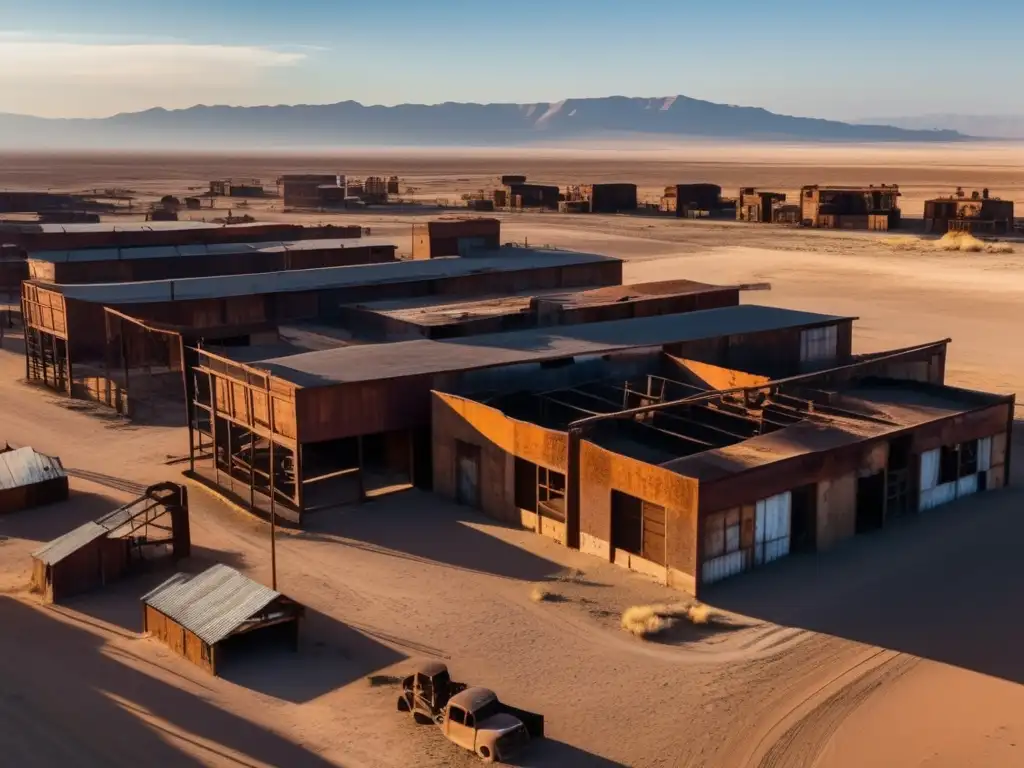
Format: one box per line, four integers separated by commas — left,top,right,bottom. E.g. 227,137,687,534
450,687,497,712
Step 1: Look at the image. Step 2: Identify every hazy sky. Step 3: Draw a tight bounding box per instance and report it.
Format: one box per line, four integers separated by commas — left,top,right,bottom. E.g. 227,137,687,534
2,0,1022,120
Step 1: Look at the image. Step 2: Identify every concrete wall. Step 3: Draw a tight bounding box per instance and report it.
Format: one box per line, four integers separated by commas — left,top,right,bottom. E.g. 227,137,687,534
579,440,699,592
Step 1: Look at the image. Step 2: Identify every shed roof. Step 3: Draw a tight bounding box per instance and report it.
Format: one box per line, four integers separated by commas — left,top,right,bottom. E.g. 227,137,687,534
257,305,851,388
141,564,286,645
30,237,394,264
0,446,66,491
37,247,618,305
31,522,108,565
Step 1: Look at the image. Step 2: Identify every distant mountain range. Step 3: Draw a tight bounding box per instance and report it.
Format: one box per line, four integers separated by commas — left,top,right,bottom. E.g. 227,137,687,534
857,114,1024,140
0,96,968,149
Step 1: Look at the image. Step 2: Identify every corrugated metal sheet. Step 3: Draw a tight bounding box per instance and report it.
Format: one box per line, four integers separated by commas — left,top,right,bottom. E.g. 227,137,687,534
0,447,66,491
41,248,618,305
31,522,107,565
142,564,281,645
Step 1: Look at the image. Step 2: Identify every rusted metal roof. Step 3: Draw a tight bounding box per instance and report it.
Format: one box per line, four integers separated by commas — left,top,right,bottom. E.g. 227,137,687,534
141,564,282,645
31,522,108,565
0,446,66,491
258,305,854,388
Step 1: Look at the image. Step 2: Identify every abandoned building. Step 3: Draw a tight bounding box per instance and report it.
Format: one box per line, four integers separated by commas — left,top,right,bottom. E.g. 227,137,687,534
336,280,743,341
187,304,850,525
800,185,901,230
0,444,68,515
505,183,560,211
564,184,638,214
923,189,1015,235
0,221,361,254
30,483,190,603
411,218,501,259
142,564,304,676
27,237,397,284
501,175,528,186
737,189,787,223
663,184,735,218
22,247,622,421
431,328,1012,595
280,174,346,208
209,179,265,197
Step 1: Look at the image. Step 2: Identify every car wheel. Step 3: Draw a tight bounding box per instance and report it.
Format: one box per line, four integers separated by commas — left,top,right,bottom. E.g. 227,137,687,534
413,712,432,725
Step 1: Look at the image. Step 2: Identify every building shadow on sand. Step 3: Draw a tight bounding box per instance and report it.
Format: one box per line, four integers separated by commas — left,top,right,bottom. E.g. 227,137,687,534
0,596,340,767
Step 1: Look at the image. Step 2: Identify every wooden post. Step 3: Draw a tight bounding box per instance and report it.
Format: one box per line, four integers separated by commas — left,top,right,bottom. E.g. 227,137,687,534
267,375,277,591
357,435,366,501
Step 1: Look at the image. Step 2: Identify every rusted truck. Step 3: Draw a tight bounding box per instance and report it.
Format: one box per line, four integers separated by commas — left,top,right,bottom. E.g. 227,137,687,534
397,661,544,763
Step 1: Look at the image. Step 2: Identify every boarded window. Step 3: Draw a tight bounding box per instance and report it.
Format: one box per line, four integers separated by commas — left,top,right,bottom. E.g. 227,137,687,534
612,490,666,565
799,325,838,363
754,492,791,566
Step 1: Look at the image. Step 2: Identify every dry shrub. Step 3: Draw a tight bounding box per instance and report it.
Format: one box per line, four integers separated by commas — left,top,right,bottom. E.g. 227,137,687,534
881,236,922,251
621,603,719,638
936,231,1014,254
686,603,712,625
530,585,557,603
621,605,675,637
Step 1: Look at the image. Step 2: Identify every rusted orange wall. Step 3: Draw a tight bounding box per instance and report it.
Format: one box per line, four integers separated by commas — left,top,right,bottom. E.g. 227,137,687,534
431,392,567,527
665,355,771,390
579,440,699,583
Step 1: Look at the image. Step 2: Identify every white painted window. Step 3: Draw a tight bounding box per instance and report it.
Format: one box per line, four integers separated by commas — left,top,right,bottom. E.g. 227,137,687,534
800,325,838,363
978,436,992,472
755,492,791,565
957,474,979,497
919,448,940,491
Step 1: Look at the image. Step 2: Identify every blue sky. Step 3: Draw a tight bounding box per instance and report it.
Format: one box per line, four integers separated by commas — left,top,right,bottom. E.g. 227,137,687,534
1,0,1022,119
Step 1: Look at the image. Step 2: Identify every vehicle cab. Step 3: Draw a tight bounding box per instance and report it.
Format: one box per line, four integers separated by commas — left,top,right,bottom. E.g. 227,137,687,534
443,687,529,764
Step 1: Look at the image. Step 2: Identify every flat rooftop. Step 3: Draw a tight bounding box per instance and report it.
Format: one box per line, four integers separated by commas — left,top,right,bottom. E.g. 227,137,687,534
30,237,395,264
255,305,850,388
0,221,274,234
34,247,619,305
660,381,1005,483
347,280,739,329
535,280,736,310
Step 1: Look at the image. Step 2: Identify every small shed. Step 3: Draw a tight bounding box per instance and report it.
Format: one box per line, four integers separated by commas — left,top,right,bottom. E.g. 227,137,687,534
30,482,191,603
0,445,68,514
142,564,304,675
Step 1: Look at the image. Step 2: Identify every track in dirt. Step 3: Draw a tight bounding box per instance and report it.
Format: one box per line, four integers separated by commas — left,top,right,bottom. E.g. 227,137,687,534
756,651,919,768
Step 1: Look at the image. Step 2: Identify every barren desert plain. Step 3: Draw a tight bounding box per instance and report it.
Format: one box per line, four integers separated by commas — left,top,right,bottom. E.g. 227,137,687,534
1,142,1024,767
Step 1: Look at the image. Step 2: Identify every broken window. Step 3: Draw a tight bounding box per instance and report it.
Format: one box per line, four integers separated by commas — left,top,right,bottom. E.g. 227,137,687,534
939,444,959,485
449,707,466,726
514,457,538,512
959,440,978,477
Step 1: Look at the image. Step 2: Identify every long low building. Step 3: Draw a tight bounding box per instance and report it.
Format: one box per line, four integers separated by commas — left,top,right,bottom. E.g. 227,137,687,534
188,304,853,524
27,237,397,284
0,221,362,253
336,280,743,341
430,340,1012,595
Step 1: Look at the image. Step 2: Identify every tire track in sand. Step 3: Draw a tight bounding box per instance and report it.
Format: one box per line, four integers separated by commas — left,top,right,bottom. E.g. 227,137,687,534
755,650,919,768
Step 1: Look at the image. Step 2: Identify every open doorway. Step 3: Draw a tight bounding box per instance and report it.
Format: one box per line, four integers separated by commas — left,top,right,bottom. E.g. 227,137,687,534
455,441,481,509
886,435,912,518
856,472,886,533
790,484,817,553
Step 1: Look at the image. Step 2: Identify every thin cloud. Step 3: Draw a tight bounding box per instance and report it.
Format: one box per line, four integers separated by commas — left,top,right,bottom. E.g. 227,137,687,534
0,41,306,86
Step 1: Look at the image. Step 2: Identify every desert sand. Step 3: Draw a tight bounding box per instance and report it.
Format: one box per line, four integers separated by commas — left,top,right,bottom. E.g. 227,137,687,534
1,146,1023,767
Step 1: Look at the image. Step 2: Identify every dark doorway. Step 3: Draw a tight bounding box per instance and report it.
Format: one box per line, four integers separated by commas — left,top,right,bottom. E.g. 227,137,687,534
886,435,913,518
856,472,886,533
790,483,817,552
455,441,481,509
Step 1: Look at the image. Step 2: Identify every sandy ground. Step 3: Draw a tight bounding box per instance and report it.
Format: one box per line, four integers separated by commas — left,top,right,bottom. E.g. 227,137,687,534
2,150,1024,767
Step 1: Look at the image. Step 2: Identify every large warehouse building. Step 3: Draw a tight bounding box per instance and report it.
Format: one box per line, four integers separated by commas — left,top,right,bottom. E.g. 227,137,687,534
187,304,852,525
430,335,1012,595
